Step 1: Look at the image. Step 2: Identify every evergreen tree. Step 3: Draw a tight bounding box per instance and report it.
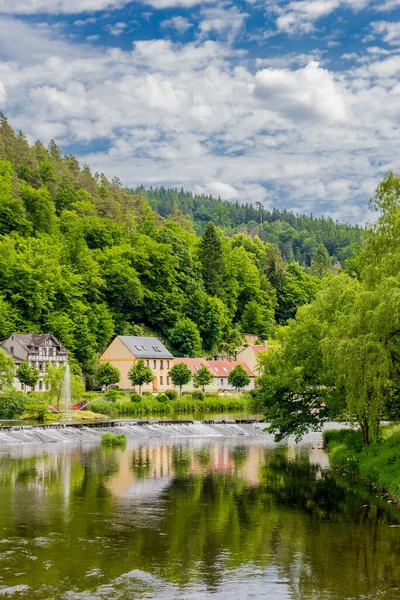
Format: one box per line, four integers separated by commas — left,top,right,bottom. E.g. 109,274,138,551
198,222,225,297
310,244,332,278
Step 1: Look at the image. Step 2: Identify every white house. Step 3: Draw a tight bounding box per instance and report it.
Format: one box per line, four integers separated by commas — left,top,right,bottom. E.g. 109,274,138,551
1,333,68,392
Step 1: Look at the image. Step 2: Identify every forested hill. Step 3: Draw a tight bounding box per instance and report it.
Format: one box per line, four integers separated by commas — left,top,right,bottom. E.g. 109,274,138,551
138,186,362,266
0,113,360,379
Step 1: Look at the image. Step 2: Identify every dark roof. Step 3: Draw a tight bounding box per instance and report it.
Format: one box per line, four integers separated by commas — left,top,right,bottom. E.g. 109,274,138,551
118,336,174,359
6,333,67,352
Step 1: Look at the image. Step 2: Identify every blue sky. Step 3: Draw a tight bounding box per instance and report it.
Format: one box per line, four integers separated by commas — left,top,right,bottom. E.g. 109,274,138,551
1,0,400,222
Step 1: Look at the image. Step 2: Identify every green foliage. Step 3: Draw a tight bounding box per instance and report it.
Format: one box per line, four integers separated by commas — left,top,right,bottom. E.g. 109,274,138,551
86,394,250,416
44,364,65,409
0,116,362,381
97,362,120,388
192,390,204,401
128,358,154,393
0,348,15,391
16,362,40,389
228,364,251,391
0,390,25,418
168,362,192,393
169,317,202,357
324,426,400,500
156,393,169,403
310,243,332,278
104,389,119,402
130,392,142,403
164,389,178,401
193,365,213,392
101,433,127,448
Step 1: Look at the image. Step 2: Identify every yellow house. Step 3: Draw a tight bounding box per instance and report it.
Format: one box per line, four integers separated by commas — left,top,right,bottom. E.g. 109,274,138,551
236,342,268,375
99,336,174,392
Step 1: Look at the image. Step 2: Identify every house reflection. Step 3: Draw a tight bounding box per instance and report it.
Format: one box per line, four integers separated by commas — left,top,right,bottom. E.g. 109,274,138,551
106,442,268,498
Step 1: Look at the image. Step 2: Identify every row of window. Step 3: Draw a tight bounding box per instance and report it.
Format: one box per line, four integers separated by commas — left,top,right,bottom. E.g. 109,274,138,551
144,359,170,369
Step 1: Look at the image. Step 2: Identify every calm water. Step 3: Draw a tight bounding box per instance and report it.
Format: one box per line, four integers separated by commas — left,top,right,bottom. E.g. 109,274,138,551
1,438,400,599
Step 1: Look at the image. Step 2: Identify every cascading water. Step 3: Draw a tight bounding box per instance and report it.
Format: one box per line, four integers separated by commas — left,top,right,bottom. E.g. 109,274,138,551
60,363,72,413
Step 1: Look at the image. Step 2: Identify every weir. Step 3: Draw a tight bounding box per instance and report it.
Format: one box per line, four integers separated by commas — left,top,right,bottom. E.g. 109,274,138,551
0,419,266,447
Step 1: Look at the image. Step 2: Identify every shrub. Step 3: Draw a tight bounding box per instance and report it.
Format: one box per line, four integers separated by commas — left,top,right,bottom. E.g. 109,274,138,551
131,392,142,403
104,389,119,402
156,393,169,403
101,433,127,448
84,399,115,416
142,391,153,397
164,389,178,401
0,390,26,419
192,390,205,401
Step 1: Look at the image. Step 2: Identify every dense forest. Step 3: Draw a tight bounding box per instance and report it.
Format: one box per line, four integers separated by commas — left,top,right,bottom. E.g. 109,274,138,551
0,113,361,382
139,186,362,265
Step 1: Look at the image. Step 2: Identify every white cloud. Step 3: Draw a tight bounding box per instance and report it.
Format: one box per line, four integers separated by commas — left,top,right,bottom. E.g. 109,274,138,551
370,21,400,45
195,181,240,199
2,15,400,222
74,17,97,25
161,16,193,33
0,0,132,14
105,22,127,36
254,61,347,122
0,79,6,105
198,6,248,41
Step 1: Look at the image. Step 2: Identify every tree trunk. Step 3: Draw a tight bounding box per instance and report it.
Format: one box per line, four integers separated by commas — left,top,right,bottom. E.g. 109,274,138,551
139,384,142,395
360,419,370,445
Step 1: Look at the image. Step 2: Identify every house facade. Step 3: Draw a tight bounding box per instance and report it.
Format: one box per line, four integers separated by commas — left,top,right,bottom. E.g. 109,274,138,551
99,336,174,392
236,342,268,375
173,357,255,392
1,333,68,392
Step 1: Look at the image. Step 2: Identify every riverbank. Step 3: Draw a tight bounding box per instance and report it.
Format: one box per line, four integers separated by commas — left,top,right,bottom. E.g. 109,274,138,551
323,425,400,503
85,394,257,417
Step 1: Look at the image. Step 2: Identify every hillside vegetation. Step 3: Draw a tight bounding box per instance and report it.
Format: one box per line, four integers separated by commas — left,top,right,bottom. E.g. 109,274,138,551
0,114,360,380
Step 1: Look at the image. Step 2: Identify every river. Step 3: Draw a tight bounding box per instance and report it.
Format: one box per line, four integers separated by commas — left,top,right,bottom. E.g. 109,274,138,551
0,432,400,599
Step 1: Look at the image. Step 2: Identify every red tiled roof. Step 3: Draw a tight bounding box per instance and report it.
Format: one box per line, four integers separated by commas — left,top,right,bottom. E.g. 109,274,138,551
250,344,268,354
173,357,210,375
206,360,255,377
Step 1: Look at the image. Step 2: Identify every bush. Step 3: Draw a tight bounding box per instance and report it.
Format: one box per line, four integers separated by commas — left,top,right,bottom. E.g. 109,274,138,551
131,392,142,403
164,389,178,401
104,389,119,402
142,391,153,397
84,399,115,416
101,433,127,448
156,393,169,403
0,390,26,419
192,390,205,401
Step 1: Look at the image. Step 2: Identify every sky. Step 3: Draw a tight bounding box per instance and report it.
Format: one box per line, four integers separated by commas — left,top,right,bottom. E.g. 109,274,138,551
1,1,400,223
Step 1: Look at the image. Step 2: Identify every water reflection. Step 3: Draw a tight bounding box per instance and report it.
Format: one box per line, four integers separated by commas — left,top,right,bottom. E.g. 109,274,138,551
0,440,400,599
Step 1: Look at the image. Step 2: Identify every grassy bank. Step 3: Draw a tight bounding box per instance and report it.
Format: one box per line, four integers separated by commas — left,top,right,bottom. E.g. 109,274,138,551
84,393,255,417
323,425,400,502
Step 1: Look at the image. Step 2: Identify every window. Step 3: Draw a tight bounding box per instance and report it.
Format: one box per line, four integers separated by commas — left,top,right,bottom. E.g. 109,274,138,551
135,345,141,350
153,360,157,369
39,381,43,391
160,360,164,369
146,360,149,366
142,346,148,351
215,367,219,372
220,379,223,385
10,346,14,355
160,376,163,385
167,360,170,369
39,363,43,372
223,367,227,372
194,365,198,370
167,377,170,385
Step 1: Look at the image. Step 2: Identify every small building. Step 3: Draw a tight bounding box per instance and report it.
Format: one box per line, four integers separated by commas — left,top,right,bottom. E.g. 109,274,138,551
236,342,268,375
206,359,255,391
99,336,174,392
1,333,68,392
173,357,213,393
173,357,255,392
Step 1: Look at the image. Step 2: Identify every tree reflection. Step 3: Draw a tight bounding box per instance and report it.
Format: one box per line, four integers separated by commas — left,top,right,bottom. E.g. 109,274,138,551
0,441,399,599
